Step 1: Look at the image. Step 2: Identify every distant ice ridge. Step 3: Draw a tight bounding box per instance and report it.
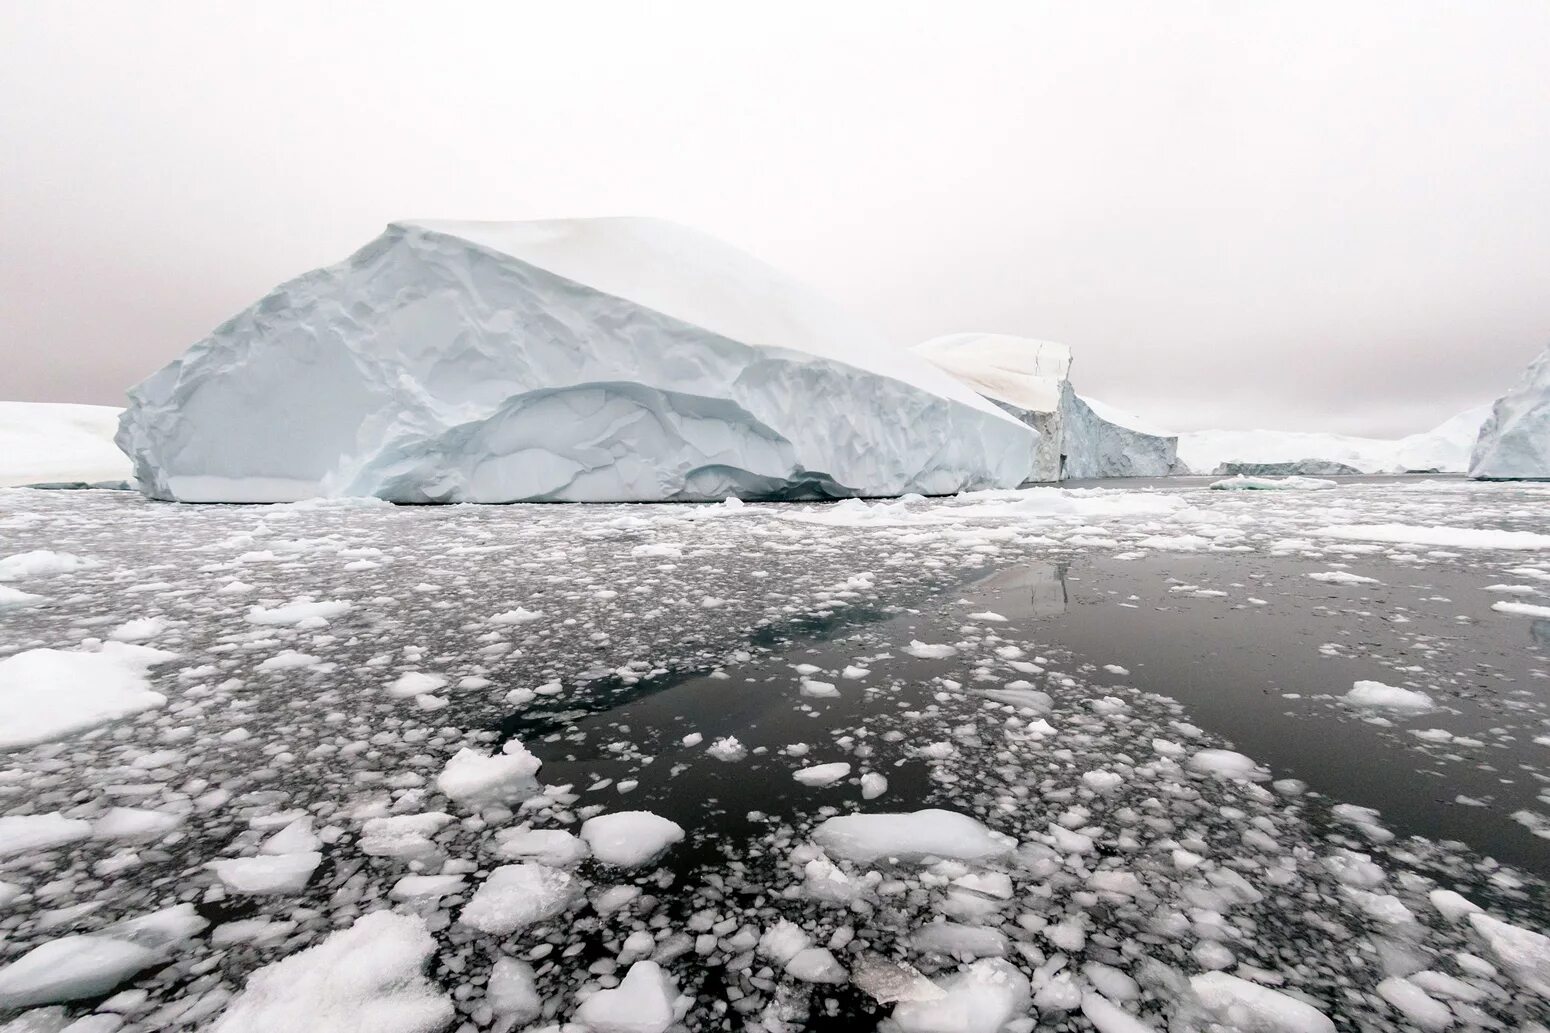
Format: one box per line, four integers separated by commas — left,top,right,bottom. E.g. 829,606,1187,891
1470,344,1550,480
1178,403,1492,476
116,218,1033,503
912,334,1183,480
0,402,131,488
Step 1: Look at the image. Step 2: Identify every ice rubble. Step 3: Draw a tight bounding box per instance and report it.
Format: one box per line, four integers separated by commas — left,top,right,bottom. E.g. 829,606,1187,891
912,334,1184,479
116,218,1033,503
1178,404,1493,475
1470,343,1550,480
0,402,130,488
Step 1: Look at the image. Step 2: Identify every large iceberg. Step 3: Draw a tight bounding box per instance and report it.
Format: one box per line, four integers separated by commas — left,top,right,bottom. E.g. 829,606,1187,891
1470,344,1550,480
1177,403,1492,476
116,219,1033,503
912,334,1183,480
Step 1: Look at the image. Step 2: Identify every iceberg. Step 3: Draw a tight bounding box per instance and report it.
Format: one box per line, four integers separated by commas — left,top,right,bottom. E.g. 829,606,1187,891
116,218,1033,503
0,402,131,488
1178,403,1492,476
912,334,1183,479
1470,344,1550,480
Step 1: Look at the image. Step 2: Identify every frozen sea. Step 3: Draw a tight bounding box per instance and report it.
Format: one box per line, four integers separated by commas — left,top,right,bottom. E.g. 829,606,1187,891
1,477,1548,1032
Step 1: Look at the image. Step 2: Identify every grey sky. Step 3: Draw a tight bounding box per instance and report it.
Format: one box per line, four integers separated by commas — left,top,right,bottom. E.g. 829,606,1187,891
2,1,1547,435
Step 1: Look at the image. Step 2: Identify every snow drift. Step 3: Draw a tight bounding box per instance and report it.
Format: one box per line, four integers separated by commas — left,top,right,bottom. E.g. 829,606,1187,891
1470,344,1550,480
912,334,1182,480
0,402,131,488
117,219,1033,503
1178,404,1492,476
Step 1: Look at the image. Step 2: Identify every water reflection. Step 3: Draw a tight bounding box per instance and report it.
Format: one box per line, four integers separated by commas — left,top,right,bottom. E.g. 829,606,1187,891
974,560,1069,619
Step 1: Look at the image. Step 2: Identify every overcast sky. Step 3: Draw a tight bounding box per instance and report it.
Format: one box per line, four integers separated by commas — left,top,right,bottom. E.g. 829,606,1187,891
3,2,1547,434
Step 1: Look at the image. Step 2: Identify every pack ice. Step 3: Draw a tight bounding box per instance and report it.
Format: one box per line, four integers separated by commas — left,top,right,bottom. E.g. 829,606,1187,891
1470,343,1550,480
912,333,1184,479
116,218,1033,503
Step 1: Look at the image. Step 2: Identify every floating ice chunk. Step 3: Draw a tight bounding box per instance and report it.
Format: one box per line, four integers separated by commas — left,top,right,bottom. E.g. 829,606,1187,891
256,650,322,672
460,863,580,935
1468,912,1550,996
706,736,747,762
890,958,1030,1033
905,641,958,659
799,678,840,699
0,642,176,749
358,812,454,861
574,960,679,1033
0,813,93,857
92,807,183,843
1081,992,1157,1033
787,947,847,984
490,607,543,625
1374,976,1451,1031
758,920,812,965
0,550,98,581
0,936,161,1009
861,772,889,800
1341,680,1435,713
1186,748,1268,781
244,599,352,625
852,955,946,1004
492,827,589,866
1307,571,1381,585
581,811,685,868
1210,475,1336,491
1082,770,1124,793
435,741,542,809
1190,972,1335,1033
0,585,45,608
1428,889,1482,921
793,762,851,787
390,875,467,901
261,817,321,855
388,672,448,698
207,852,321,895
108,617,168,642
1313,524,1550,550
210,910,451,1033
486,957,541,1023
1493,601,1550,619
911,922,1008,959
812,809,1016,864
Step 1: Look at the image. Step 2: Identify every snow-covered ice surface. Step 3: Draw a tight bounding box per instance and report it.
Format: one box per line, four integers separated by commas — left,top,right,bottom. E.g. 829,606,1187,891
0,402,130,488
116,218,1032,503
1,477,1549,1031
1470,344,1550,481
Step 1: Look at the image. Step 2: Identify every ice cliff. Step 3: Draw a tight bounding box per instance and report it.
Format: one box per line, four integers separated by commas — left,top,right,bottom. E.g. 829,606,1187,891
116,219,1033,503
912,334,1182,480
1058,388,1186,479
1470,344,1550,480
